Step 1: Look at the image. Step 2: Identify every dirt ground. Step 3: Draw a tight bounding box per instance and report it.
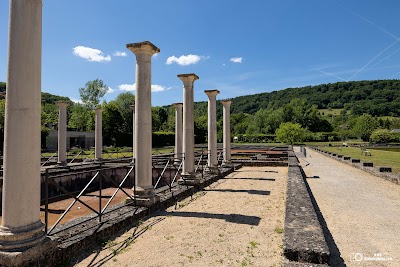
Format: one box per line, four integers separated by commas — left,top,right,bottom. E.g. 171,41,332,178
73,166,288,267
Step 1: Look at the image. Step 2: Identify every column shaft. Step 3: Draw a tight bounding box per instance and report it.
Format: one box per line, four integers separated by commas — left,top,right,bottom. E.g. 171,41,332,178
178,74,199,176
0,0,45,251
131,105,135,160
57,102,69,165
221,100,232,163
95,108,103,160
173,103,183,162
205,90,219,169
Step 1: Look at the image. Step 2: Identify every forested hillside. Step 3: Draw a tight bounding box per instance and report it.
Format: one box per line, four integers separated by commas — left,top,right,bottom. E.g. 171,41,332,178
202,80,400,117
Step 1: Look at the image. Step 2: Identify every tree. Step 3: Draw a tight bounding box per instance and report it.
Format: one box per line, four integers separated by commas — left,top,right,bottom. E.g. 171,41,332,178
370,129,391,144
275,122,306,144
352,114,379,141
68,103,94,131
109,92,135,133
79,79,108,109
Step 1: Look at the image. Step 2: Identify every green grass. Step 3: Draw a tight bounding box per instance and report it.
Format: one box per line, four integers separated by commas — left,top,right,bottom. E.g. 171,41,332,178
320,146,400,173
305,140,367,146
318,108,346,116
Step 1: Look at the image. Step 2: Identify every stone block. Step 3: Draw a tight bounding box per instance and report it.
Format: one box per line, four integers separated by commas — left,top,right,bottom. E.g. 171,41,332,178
377,166,392,172
351,158,361,163
363,162,374,167
343,156,351,160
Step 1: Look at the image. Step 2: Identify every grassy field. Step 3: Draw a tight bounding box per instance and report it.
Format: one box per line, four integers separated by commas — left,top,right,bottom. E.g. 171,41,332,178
318,145,400,173
318,108,345,116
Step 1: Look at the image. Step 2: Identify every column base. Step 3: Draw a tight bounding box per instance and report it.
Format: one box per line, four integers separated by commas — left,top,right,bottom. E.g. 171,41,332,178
0,236,56,267
222,161,234,168
0,221,46,252
130,186,160,207
57,161,67,166
206,165,220,175
94,158,103,163
178,173,204,185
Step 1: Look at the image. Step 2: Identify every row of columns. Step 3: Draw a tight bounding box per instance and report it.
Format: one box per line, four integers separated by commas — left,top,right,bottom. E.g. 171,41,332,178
0,0,233,254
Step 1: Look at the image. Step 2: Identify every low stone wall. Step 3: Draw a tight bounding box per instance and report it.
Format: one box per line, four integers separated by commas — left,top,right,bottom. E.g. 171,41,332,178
283,153,330,265
310,147,400,185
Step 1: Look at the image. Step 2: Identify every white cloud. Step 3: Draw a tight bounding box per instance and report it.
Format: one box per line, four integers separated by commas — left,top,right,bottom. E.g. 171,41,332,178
166,54,206,66
70,98,82,104
117,83,170,92
230,57,243,63
106,87,115,94
118,84,136,91
73,46,111,62
113,51,127,57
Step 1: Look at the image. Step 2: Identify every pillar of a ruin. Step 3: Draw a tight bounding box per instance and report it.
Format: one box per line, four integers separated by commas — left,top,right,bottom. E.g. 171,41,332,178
0,0,46,252
56,101,69,165
131,104,135,162
178,74,199,180
220,100,232,165
172,103,183,163
205,90,220,173
94,107,103,161
127,41,160,206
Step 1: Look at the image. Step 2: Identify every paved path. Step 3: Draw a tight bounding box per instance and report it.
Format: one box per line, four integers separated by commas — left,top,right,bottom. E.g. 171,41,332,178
75,166,287,267
298,148,400,267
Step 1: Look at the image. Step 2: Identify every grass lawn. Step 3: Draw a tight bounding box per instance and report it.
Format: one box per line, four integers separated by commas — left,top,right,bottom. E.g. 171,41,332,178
318,145,400,173
318,108,346,116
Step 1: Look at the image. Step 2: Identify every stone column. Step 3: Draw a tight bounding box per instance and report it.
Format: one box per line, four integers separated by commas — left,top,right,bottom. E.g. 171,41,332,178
220,100,232,165
178,74,199,180
94,107,103,161
127,41,160,206
130,104,135,161
172,103,183,162
56,101,69,166
205,90,220,173
0,0,46,252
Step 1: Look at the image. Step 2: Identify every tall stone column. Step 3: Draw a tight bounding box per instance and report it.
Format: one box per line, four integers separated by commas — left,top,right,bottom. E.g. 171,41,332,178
172,103,183,162
127,41,160,206
205,90,220,173
56,101,69,166
0,0,46,252
178,74,199,180
130,104,135,161
94,107,103,161
220,100,232,165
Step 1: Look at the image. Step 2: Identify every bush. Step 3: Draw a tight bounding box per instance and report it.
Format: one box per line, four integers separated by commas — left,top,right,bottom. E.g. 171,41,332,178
370,129,395,143
152,132,175,147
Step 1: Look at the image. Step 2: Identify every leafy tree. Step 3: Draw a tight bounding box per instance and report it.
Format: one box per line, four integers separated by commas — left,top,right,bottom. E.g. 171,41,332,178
79,79,108,109
370,129,391,143
0,99,5,128
109,92,135,133
0,82,6,93
275,122,306,144
103,102,123,146
68,103,94,131
352,114,379,141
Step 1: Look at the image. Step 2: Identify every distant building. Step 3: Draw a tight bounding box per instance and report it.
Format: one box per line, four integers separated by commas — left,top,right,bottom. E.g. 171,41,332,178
46,129,95,151
390,129,400,133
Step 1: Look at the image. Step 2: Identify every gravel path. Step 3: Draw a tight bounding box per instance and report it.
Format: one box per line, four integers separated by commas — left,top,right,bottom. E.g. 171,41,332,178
299,148,400,267
74,166,287,267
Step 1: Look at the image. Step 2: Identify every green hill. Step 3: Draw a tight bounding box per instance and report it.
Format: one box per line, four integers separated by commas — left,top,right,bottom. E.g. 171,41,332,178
193,80,400,117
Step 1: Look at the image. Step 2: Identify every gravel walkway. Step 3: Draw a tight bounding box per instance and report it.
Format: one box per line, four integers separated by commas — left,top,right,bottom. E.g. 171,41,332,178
299,148,400,267
74,166,287,267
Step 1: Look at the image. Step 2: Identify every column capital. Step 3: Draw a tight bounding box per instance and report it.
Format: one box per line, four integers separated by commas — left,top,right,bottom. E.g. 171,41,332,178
204,89,220,98
126,41,160,57
55,100,69,108
177,73,199,87
220,99,232,107
94,107,103,113
172,102,183,108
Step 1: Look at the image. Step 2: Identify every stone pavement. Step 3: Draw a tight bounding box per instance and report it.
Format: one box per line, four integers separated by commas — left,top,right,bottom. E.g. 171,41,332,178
298,147,400,267
74,166,287,267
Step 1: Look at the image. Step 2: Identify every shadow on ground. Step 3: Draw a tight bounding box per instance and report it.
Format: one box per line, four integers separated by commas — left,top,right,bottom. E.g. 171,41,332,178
205,188,271,196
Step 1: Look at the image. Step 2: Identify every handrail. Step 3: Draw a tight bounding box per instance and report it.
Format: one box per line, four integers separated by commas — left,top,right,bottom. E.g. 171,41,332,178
69,150,83,164
41,151,57,167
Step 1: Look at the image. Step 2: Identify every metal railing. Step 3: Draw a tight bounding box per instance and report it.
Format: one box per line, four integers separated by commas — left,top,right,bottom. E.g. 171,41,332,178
43,164,135,236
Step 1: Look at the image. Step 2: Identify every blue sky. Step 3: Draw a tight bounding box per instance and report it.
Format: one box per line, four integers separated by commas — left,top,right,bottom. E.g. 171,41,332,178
1,0,400,106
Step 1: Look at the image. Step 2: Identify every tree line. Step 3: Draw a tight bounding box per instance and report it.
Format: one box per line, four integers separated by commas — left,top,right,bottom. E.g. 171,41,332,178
1,79,400,147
